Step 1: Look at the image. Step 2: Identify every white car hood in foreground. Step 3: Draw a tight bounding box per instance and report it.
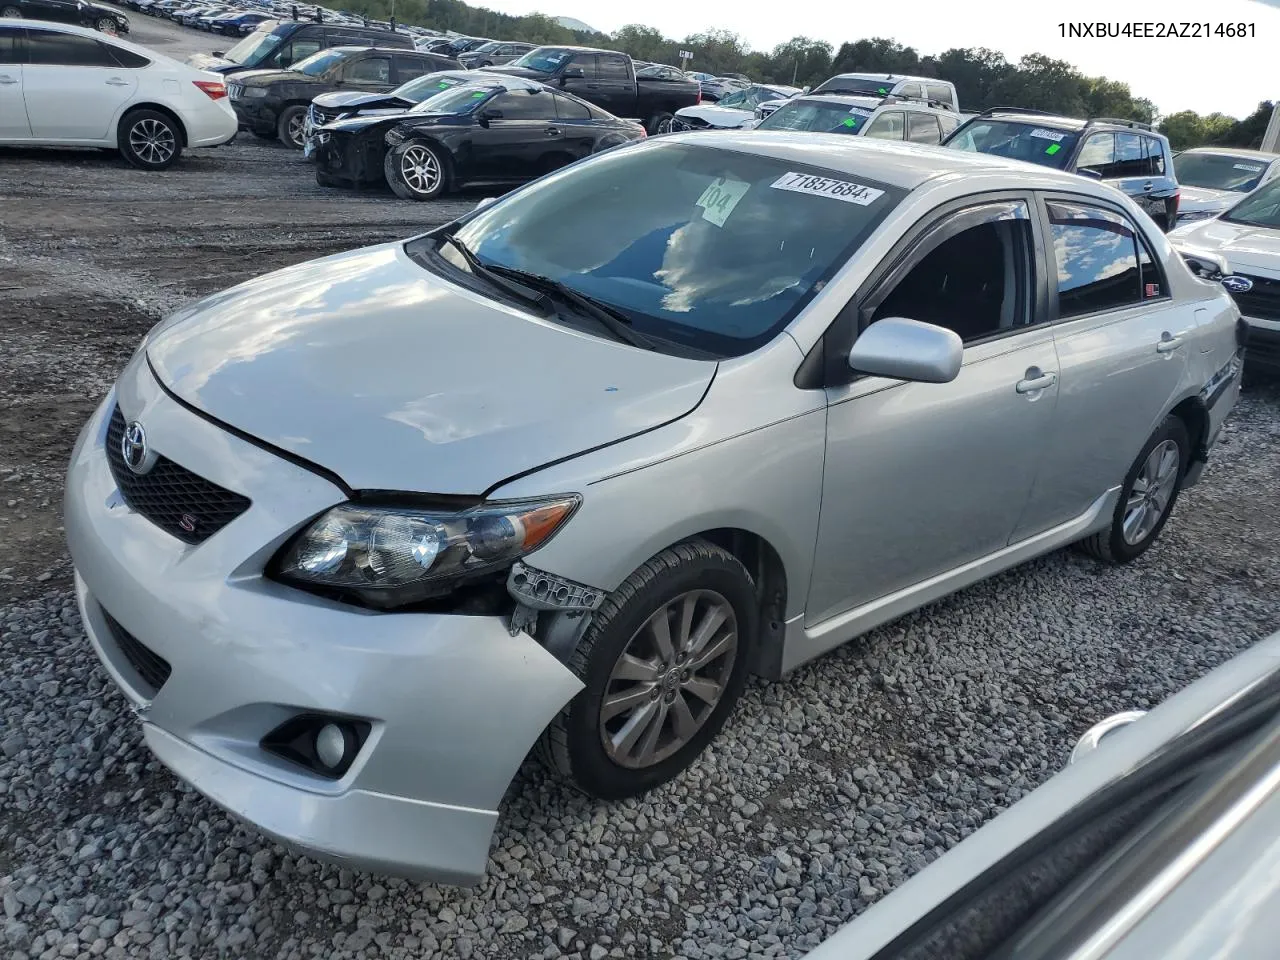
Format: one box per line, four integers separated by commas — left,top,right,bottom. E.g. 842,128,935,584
1177,184,1238,216
675,103,755,128
1170,217,1280,275
145,243,715,494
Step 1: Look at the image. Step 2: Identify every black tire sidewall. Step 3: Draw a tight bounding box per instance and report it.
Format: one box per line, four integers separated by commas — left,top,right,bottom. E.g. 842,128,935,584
563,551,758,800
647,112,672,135
385,140,447,200
118,109,180,170
1105,416,1190,562
277,105,305,149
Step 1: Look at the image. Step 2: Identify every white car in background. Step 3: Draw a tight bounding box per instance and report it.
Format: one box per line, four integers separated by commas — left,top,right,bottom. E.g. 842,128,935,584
0,19,236,168
749,92,962,145
667,82,803,131
1172,147,1280,225
1171,175,1280,374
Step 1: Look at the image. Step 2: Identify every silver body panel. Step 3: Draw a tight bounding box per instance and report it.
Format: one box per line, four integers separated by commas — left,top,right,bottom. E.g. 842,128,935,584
68,133,1242,882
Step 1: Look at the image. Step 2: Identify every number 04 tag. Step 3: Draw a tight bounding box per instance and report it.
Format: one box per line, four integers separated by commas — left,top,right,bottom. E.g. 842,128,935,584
695,177,751,227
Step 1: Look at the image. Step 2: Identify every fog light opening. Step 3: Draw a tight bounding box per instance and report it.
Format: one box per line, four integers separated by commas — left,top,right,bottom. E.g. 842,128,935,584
315,722,354,770
261,713,370,779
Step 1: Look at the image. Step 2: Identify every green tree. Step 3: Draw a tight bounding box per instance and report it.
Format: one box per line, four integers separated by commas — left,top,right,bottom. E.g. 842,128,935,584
830,38,921,75
763,37,833,87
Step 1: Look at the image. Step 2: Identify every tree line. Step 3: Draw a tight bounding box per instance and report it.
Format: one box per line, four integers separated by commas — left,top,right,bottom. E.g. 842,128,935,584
339,0,1273,150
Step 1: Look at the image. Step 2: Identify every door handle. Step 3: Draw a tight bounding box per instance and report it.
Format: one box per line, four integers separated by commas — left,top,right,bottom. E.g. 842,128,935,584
545,127,560,136
1156,335,1183,354
106,78,130,86
0,75,17,85
1142,181,1153,191
1015,370,1057,394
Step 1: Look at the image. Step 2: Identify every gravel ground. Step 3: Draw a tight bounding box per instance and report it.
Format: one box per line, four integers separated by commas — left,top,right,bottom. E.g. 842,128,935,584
3,23,1280,958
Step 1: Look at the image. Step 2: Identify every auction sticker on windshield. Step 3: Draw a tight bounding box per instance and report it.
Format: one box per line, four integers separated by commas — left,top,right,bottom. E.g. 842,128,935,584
1235,162,1264,171
771,172,884,206
1028,128,1067,141
696,176,751,227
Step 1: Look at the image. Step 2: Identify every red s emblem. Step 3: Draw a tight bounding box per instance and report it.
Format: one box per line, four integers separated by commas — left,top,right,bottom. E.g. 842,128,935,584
179,514,198,533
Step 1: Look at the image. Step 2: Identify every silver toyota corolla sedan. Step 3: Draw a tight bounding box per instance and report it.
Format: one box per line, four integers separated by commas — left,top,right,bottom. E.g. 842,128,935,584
66,133,1245,884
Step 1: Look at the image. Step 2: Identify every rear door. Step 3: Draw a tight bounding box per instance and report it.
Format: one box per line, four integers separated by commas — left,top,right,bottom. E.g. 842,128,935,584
552,91,596,161
1014,197,1195,539
390,53,430,85
862,109,904,140
0,26,30,139
591,53,634,117
1108,132,1165,226
23,28,137,141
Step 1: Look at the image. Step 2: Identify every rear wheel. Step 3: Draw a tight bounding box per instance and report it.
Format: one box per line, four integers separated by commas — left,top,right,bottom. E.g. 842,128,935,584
0,6,23,17
118,109,182,170
1078,415,1189,564
276,105,306,149
647,111,672,135
96,16,118,34
385,140,448,201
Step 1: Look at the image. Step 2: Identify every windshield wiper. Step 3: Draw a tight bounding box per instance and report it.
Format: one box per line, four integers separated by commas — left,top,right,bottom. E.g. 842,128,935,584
436,234,554,313
483,263,657,351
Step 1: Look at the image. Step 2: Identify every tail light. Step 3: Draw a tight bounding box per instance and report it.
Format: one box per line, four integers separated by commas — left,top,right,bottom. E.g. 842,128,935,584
696,85,702,105
193,80,226,100
1173,191,1180,218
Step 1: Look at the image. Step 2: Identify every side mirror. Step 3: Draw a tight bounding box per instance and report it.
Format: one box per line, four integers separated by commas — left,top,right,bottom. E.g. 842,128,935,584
212,50,225,57
1069,711,1146,764
1173,244,1242,286
848,317,963,383
561,66,584,80
802,85,811,94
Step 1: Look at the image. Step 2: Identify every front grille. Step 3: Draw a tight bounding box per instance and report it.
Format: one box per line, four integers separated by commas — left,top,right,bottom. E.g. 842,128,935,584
227,81,243,100
102,609,172,696
310,105,343,127
106,406,250,545
1231,273,1280,322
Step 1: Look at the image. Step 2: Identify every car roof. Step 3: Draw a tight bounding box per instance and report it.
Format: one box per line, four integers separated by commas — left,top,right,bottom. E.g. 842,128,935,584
974,112,1166,139
825,72,947,84
432,69,543,92
660,130,1108,190
1180,146,1280,161
791,94,886,109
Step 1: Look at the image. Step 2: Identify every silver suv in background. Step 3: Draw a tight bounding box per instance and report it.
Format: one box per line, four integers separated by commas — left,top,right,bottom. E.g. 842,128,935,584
67,133,1243,885
750,92,962,144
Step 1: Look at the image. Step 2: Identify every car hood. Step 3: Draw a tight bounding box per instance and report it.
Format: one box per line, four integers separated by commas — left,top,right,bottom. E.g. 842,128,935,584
1171,217,1280,274
144,242,716,494
313,90,412,112
675,104,753,128
1178,184,1239,213
235,68,322,87
187,52,237,72
480,66,546,79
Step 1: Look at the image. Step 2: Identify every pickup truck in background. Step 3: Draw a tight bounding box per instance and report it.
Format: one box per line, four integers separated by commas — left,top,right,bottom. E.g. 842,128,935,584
482,45,701,134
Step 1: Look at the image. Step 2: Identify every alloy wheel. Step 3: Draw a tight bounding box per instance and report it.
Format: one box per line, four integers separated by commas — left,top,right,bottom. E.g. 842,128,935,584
129,118,176,166
286,113,305,148
1122,439,1180,545
599,589,738,769
0,7,23,17
97,16,118,34
656,117,674,134
399,144,441,196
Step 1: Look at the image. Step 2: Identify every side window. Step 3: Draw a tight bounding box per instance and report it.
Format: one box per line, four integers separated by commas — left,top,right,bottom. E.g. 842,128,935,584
906,112,942,144
568,53,599,79
871,202,1034,343
107,47,150,69
488,90,556,120
0,28,21,64
863,110,905,140
282,39,322,66
553,93,591,121
1144,137,1166,176
1076,133,1115,178
938,113,960,136
391,55,426,84
1047,201,1142,317
898,82,923,99
1112,133,1147,177
926,82,954,107
345,56,390,83
26,30,120,67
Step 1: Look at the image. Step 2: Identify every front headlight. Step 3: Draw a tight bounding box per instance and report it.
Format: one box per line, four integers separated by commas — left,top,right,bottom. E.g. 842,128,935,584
274,496,580,608
243,86,269,98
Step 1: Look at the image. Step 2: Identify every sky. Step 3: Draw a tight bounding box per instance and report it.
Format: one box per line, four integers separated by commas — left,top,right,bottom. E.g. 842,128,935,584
480,0,1279,118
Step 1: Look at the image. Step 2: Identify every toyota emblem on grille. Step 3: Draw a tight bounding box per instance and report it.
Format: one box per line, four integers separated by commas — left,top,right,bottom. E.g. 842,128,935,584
121,420,155,475
1221,275,1254,294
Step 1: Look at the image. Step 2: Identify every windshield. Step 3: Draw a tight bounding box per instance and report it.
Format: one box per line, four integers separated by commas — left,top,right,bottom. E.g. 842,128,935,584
396,72,467,103
290,49,347,76
409,83,497,114
1222,177,1280,228
221,28,281,66
945,119,1080,170
1175,153,1272,193
442,141,902,357
759,99,872,134
813,76,896,96
509,47,572,73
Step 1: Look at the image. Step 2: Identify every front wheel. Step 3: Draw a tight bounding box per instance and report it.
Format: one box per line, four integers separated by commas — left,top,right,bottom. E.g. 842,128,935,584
118,109,182,170
648,112,673,135
385,140,448,201
0,6,23,17
276,105,306,149
539,540,757,800
96,16,118,34
1079,415,1189,563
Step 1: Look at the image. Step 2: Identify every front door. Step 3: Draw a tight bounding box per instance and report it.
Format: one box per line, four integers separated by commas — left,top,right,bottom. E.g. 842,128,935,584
470,89,560,180
23,27,136,141
807,199,1059,625
0,28,30,139
1014,197,1197,539
338,54,391,93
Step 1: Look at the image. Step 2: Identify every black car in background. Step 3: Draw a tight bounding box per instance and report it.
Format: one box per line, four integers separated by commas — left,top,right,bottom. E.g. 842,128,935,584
227,45,459,147
188,19,412,75
485,45,700,134
311,74,646,200
0,0,129,34
943,108,1182,231
305,69,474,154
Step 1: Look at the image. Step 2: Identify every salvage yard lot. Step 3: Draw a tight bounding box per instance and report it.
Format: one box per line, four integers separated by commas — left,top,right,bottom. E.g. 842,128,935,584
3,137,1280,959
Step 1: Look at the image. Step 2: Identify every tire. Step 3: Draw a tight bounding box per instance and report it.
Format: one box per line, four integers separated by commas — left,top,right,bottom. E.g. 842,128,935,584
96,16,118,34
1078,415,1190,564
276,105,307,149
539,539,758,800
0,6,22,17
647,111,673,135
384,140,448,201
117,108,182,170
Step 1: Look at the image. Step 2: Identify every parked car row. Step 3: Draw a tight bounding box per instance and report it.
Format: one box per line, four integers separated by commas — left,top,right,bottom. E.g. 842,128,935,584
0,0,129,36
